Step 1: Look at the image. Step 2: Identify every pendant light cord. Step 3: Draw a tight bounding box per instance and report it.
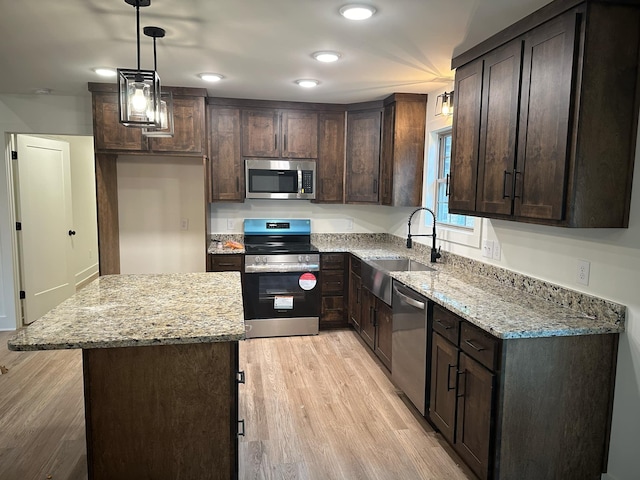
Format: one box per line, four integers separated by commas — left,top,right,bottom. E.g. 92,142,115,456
135,0,141,71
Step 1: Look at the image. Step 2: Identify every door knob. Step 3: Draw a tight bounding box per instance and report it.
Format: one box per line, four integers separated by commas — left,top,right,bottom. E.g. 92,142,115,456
68,230,76,236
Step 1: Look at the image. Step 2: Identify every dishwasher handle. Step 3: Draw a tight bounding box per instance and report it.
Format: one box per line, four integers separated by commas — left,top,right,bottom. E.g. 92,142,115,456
393,285,425,310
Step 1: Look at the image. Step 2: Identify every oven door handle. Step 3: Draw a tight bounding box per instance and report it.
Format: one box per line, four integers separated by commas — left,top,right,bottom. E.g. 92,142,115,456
245,264,320,273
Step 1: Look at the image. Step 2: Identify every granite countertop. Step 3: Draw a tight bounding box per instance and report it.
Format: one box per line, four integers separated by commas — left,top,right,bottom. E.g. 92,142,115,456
8,272,245,351
311,237,625,340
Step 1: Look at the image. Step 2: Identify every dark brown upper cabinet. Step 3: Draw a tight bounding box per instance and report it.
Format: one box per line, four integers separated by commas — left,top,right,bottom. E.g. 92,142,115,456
380,93,427,207
449,0,640,227
88,83,207,156
315,111,346,203
241,108,318,159
208,106,244,202
345,108,382,204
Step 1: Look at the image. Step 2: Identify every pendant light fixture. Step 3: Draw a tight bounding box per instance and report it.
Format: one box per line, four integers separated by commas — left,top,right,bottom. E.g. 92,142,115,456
142,26,174,137
435,91,454,117
117,0,161,128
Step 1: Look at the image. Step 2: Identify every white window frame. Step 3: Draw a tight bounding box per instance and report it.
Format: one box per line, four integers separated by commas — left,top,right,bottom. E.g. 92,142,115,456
424,127,482,249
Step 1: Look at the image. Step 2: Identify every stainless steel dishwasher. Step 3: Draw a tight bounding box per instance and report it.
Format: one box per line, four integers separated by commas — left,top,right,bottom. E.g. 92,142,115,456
392,280,430,416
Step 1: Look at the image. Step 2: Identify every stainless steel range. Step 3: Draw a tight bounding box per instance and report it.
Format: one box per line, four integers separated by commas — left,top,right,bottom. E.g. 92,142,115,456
242,219,320,338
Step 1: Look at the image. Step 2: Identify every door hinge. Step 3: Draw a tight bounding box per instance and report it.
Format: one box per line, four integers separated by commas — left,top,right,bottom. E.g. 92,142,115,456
11,151,17,160
16,222,22,231
19,291,26,299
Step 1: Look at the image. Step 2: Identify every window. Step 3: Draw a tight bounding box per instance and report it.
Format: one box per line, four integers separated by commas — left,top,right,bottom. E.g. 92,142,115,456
435,131,474,229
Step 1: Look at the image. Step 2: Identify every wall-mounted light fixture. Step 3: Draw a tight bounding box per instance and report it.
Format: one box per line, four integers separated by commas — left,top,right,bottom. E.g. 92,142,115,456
435,91,454,117
117,0,161,128
142,26,174,137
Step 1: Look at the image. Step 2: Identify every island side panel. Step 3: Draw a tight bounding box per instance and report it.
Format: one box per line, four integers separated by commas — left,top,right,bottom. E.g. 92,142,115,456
82,341,239,480
494,334,618,480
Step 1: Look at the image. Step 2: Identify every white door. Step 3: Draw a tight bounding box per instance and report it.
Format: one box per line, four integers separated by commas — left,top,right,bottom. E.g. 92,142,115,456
15,135,75,324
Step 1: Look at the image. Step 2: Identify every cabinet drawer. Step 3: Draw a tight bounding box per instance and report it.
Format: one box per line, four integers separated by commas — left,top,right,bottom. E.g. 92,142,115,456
433,304,461,345
208,254,243,272
321,253,346,270
460,322,500,371
322,270,345,294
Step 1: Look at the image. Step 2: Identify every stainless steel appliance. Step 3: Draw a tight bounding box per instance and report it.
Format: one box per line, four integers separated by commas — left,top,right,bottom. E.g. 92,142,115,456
242,219,320,338
245,159,316,200
392,280,430,415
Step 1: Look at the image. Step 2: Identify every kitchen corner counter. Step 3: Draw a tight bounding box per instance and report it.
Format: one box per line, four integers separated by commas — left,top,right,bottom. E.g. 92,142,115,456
312,237,625,340
8,272,245,351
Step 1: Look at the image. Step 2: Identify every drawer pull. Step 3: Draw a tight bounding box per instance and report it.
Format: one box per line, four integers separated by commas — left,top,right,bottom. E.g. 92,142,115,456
464,338,486,352
236,370,245,384
435,319,452,330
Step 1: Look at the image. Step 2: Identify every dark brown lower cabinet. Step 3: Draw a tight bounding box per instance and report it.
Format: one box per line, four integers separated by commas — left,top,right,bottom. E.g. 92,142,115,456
358,286,392,370
348,256,362,332
320,253,348,329
207,253,244,272
429,304,618,480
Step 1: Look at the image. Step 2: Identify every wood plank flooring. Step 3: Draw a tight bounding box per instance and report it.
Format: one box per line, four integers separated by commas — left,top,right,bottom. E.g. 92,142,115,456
0,329,473,480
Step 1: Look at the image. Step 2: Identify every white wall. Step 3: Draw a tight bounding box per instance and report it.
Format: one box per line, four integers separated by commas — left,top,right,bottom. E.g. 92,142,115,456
118,155,206,274
0,94,92,330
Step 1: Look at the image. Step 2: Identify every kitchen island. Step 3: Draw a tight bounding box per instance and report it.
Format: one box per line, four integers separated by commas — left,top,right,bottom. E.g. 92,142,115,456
8,272,245,480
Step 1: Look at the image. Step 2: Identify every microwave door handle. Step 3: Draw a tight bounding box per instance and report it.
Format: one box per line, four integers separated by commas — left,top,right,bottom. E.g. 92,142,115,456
298,166,302,193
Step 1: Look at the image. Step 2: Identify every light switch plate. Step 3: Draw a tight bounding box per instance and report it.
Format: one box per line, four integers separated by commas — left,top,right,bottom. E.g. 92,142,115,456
227,219,235,231
492,241,501,260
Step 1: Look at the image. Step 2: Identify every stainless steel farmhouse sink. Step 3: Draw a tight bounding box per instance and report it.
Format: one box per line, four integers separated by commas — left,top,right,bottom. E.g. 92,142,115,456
361,257,434,305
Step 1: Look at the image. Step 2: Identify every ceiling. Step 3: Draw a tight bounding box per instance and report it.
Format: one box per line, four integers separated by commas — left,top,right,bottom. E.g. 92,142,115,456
0,0,551,104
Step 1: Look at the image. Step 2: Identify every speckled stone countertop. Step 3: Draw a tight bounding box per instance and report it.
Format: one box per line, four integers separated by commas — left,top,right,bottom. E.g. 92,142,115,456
311,235,625,339
8,272,245,351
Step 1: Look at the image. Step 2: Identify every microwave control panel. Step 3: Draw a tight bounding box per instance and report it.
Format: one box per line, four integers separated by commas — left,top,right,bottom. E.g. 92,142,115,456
302,171,313,193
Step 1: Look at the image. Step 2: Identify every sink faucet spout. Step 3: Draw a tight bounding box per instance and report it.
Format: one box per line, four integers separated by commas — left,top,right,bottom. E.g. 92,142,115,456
407,207,441,263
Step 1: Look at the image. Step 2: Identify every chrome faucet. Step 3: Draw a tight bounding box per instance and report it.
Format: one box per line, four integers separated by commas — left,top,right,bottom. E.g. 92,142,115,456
407,207,441,263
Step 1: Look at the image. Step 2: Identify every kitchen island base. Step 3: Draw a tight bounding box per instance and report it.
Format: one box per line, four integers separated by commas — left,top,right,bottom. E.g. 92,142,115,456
82,341,239,480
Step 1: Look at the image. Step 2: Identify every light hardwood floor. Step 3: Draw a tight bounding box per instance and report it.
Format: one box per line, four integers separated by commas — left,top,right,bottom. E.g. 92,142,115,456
0,329,473,480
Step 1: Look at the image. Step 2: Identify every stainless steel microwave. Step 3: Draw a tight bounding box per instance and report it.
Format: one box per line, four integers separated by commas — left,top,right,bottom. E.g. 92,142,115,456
245,159,316,200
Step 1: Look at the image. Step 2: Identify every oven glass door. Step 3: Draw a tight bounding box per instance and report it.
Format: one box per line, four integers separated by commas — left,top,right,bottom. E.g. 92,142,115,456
243,271,320,320
248,169,298,194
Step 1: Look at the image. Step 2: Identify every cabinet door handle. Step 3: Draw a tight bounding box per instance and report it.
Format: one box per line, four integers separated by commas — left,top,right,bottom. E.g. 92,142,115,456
503,170,512,199
445,173,450,197
238,419,246,437
513,171,522,199
284,133,287,152
456,370,466,398
274,133,278,151
435,319,452,330
373,307,378,327
373,179,378,194
464,338,486,352
236,176,240,193
236,370,245,384
446,364,456,391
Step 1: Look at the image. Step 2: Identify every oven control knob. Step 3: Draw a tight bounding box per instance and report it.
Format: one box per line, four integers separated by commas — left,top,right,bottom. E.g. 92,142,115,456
255,256,262,264
305,255,310,262
298,255,303,263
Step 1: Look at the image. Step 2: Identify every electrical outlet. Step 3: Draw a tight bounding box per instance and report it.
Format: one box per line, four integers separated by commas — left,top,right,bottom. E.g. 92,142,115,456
180,218,189,231
576,259,590,286
492,241,501,260
482,240,494,258
227,219,235,231
346,218,353,231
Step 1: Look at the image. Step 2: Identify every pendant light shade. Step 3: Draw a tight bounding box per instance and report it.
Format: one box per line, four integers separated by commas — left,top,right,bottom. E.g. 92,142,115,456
142,26,174,137
118,0,162,128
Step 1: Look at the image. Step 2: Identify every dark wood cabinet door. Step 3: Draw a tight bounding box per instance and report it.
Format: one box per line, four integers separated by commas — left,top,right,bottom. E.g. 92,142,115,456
345,109,382,203
515,12,577,221
476,41,522,216
429,332,458,444
149,97,205,154
449,60,483,213
455,352,494,480
321,296,346,327
92,92,146,151
374,299,392,371
360,288,376,349
348,270,362,332
209,107,244,202
282,110,318,158
242,109,280,157
316,112,345,203
207,253,244,272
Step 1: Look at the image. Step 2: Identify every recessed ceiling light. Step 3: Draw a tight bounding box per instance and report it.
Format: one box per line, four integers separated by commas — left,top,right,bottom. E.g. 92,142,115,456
34,88,52,95
295,79,319,88
339,4,376,20
93,67,116,77
198,73,223,82
313,51,341,63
